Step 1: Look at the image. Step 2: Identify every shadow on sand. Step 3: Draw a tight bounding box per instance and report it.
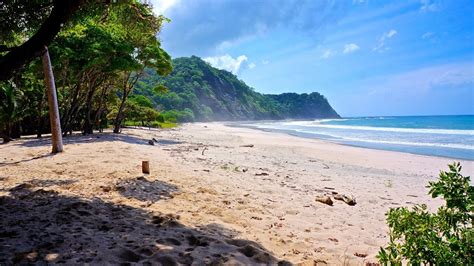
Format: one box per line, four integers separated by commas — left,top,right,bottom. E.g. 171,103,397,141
11,129,183,149
0,181,291,265
0,153,54,166
115,176,178,202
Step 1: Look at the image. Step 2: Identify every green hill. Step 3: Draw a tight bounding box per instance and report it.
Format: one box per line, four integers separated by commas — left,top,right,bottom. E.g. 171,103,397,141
134,56,340,122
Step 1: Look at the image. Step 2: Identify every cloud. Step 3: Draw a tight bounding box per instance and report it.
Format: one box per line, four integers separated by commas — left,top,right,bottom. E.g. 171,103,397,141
343,43,360,54
261,60,269,65
248,62,256,69
203,54,249,74
321,49,336,59
420,0,439,12
422,31,434,39
150,0,180,15
158,0,349,56
373,29,397,51
386,29,397,38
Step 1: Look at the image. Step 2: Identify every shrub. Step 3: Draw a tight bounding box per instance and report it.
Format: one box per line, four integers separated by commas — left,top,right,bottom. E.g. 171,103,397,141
378,162,473,265
161,109,195,122
150,121,161,128
156,114,165,123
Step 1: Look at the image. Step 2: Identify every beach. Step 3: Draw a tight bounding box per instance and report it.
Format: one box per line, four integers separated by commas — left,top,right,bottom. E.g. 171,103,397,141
1,123,472,265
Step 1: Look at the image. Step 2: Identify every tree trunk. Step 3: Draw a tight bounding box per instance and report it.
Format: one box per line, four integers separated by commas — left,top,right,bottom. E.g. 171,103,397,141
1,122,12,143
113,71,142,134
83,86,96,135
36,95,44,138
42,46,63,153
113,94,127,133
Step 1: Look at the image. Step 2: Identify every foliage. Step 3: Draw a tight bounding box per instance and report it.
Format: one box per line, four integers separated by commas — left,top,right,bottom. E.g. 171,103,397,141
134,56,340,122
1,0,172,138
0,81,20,141
378,162,474,265
161,108,195,123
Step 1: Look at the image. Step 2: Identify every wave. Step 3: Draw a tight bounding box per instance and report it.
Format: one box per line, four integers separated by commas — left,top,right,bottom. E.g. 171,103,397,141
276,123,474,135
278,119,349,125
291,129,474,150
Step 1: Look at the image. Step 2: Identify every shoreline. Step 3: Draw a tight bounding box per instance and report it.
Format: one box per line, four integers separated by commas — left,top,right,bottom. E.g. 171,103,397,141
1,123,472,264
228,121,474,161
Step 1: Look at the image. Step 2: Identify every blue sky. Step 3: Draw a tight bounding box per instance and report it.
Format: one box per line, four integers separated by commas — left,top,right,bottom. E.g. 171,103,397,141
151,0,474,117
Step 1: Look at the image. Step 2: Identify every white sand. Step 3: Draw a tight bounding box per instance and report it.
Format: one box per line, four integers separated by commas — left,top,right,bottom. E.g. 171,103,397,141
0,123,472,264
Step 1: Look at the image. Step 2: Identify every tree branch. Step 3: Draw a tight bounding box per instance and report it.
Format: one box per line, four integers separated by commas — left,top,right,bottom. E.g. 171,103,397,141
0,0,86,81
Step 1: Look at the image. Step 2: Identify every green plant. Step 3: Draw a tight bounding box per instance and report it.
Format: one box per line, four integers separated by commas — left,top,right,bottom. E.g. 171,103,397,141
378,162,473,265
0,82,20,142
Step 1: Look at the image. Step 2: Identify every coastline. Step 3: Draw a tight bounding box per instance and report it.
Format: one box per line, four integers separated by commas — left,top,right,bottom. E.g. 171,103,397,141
1,123,472,264
229,119,474,161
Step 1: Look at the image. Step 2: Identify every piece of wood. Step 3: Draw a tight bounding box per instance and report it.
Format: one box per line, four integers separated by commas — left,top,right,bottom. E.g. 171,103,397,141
142,161,150,174
333,193,357,206
240,144,254,148
315,196,333,206
42,46,63,154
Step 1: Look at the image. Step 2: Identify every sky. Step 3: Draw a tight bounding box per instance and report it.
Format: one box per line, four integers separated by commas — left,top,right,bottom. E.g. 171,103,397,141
150,0,474,117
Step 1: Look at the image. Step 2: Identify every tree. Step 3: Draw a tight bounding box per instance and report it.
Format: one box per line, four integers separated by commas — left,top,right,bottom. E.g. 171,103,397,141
0,0,172,140
0,81,19,143
110,4,172,133
0,0,86,81
43,1,171,134
42,46,63,153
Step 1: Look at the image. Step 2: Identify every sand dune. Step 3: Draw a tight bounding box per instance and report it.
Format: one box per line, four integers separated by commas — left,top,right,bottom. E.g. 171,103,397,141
1,123,472,264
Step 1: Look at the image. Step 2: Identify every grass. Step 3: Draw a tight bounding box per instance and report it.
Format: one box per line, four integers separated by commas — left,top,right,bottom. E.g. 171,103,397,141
123,121,178,129
158,122,178,128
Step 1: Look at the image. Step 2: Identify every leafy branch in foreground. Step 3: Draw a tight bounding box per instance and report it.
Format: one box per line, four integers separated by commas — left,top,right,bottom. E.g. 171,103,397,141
378,162,473,265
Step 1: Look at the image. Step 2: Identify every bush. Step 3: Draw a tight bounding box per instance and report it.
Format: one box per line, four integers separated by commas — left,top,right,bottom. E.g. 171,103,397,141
150,121,161,128
156,114,165,123
378,162,473,265
161,109,195,123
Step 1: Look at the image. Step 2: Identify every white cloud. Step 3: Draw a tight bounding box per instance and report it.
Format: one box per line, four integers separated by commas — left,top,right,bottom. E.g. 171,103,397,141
261,60,269,65
422,31,434,39
374,29,397,51
150,0,180,15
343,43,360,54
321,49,336,59
248,62,256,69
386,29,397,38
203,54,249,74
420,0,439,12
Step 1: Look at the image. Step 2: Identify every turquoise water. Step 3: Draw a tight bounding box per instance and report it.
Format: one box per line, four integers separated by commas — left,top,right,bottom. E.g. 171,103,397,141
239,115,474,160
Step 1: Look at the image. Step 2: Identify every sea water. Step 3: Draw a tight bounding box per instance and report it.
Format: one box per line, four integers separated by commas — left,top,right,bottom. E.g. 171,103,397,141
239,115,474,160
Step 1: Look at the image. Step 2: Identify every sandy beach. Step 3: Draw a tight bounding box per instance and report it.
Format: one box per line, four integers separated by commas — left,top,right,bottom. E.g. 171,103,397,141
1,123,472,265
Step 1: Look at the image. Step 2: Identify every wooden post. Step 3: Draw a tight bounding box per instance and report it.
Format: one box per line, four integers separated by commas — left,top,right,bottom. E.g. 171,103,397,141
142,161,150,174
42,46,63,153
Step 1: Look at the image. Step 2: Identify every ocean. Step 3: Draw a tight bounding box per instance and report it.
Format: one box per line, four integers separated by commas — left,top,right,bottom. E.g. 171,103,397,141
238,115,474,160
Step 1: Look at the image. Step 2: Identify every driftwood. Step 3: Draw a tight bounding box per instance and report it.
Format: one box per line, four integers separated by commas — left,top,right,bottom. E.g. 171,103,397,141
334,194,356,206
240,144,254,148
315,196,333,206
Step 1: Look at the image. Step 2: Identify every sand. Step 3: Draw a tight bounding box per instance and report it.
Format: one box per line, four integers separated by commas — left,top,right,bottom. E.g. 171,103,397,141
0,123,472,265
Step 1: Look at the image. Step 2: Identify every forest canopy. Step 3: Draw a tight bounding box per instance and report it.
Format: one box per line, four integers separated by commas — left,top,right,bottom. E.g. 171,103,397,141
0,0,172,142
134,56,340,122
